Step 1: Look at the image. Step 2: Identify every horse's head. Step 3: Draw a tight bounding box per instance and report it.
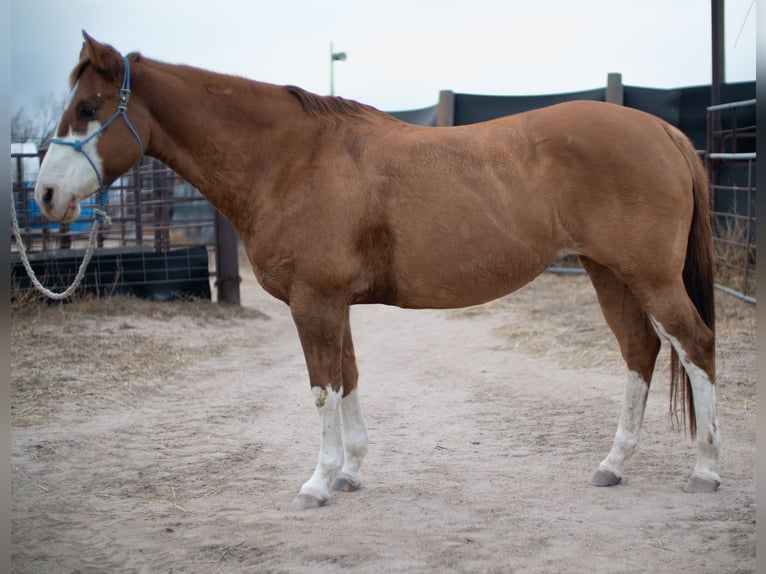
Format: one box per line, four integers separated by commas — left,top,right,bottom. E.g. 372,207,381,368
35,31,147,222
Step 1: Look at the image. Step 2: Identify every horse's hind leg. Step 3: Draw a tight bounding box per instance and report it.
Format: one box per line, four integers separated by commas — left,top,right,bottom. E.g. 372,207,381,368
641,285,721,493
581,258,661,487
332,313,370,493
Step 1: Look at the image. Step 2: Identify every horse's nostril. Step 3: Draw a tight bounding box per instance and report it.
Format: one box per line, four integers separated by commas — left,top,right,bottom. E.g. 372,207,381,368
43,187,54,206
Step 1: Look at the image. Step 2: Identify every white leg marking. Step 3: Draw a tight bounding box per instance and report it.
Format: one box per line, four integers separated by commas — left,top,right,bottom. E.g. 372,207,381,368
34,121,104,222
298,386,344,501
650,317,721,484
337,389,369,486
599,370,649,478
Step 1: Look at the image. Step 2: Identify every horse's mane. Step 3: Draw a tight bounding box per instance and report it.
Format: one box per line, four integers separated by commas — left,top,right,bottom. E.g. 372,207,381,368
284,85,375,119
69,50,375,123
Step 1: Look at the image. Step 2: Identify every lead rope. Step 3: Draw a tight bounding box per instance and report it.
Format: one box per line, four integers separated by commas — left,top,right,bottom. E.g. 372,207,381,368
10,190,111,300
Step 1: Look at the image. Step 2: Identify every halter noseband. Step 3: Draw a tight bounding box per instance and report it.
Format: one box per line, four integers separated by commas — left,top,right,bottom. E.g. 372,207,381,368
49,55,145,216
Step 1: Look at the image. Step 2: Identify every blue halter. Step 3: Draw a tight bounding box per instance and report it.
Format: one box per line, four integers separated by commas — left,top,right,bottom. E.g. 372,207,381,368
49,56,145,221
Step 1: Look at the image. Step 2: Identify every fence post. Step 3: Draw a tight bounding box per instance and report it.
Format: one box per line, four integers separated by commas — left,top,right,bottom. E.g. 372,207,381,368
153,160,172,252
134,166,144,246
709,0,724,183
606,73,623,105
214,211,241,305
437,90,455,127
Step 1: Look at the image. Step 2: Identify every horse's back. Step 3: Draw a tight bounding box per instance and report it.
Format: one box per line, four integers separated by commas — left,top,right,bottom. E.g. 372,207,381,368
374,101,698,308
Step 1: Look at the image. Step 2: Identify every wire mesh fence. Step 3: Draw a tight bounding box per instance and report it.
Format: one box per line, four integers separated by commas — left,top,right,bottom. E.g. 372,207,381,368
706,99,756,303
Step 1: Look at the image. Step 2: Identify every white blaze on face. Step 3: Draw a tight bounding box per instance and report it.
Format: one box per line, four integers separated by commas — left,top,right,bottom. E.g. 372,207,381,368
34,119,104,223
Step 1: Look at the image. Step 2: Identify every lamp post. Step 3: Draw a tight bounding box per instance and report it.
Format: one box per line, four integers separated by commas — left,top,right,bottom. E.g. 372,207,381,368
330,42,346,96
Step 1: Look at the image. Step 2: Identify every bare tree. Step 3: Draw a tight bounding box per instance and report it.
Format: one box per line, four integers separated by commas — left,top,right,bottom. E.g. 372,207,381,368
11,107,37,143
11,93,66,146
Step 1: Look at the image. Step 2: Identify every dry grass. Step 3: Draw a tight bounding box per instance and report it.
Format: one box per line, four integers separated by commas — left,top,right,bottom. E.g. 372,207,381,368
713,213,756,298
11,294,267,426
449,274,624,371
449,272,755,406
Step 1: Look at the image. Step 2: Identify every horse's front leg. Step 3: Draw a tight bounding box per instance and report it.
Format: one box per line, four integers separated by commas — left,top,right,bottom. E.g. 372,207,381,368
292,385,344,509
332,313,369,493
289,290,351,510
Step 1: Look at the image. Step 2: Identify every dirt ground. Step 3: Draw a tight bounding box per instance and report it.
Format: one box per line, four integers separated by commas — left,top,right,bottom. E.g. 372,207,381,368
11,264,756,573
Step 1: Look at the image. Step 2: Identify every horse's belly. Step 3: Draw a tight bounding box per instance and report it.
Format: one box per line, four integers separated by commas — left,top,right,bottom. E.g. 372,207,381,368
392,247,554,309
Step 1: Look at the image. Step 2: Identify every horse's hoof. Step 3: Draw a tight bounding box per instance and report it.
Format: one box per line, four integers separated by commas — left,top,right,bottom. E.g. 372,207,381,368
332,475,361,492
683,474,720,493
589,469,622,487
290,493,327,510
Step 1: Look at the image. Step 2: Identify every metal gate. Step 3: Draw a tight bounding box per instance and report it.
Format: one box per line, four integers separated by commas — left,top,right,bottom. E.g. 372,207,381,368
11,151,241,303
706,98,756,303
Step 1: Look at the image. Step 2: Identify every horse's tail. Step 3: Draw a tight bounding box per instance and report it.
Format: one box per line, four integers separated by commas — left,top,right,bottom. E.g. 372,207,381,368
665,124,716,439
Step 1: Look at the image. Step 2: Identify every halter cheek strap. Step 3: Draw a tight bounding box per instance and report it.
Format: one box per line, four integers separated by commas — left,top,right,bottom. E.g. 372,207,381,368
49,56,145,217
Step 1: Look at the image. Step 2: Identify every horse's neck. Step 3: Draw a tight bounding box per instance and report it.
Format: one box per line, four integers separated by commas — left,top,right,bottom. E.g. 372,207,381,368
137,60,301,228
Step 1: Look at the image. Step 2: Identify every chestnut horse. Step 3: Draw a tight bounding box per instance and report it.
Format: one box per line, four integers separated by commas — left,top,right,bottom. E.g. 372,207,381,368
35,33,720,509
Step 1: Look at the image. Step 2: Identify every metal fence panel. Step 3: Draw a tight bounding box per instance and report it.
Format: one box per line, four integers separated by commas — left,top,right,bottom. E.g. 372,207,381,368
11,153,227,301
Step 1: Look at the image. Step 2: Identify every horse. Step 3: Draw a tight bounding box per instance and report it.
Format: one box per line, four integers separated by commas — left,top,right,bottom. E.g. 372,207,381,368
35,32,721,509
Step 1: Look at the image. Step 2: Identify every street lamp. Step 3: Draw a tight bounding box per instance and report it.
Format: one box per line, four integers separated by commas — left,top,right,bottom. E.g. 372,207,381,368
330,42,347,96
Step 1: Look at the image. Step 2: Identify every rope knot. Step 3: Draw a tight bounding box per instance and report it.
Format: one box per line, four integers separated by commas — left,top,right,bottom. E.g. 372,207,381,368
94,208,112,228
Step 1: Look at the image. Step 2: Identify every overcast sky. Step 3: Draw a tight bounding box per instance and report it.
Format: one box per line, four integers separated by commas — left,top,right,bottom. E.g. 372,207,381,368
10,0,756,114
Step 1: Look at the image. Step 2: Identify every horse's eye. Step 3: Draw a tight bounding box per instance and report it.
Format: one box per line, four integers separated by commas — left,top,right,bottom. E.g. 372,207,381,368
78,106,97,120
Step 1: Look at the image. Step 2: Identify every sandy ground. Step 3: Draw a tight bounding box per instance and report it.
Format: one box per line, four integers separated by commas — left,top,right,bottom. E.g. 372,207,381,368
11,267,756,573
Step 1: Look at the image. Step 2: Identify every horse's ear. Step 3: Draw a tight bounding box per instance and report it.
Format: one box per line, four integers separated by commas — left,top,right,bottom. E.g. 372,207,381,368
80,30,124,85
